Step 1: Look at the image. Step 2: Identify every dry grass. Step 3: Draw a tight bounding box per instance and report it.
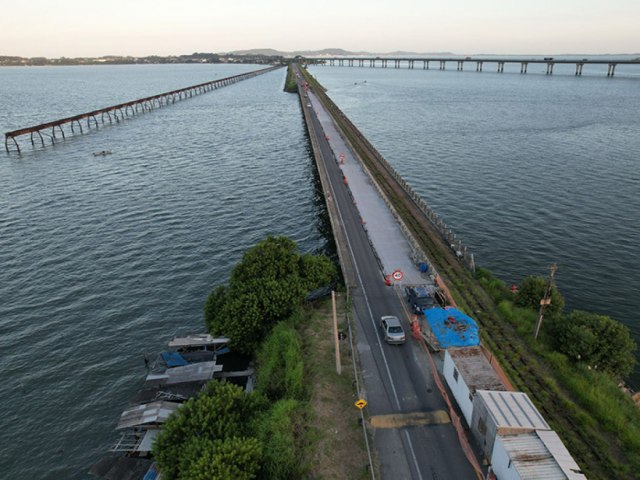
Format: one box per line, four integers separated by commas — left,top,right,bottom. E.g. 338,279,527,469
302,294,372,479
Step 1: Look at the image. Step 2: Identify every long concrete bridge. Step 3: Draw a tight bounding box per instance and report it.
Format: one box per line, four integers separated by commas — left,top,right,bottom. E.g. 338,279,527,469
4,65,281,153
308,56,640,76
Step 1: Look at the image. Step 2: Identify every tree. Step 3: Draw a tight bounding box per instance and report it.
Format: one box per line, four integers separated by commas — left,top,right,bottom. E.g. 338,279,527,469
514,275,565,319
549,310,637,379
153,382,262,480
178,436,262,480
204,236,336,354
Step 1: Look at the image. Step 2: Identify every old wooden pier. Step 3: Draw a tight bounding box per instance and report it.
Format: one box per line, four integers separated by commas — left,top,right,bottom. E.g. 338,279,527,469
4,65,281,153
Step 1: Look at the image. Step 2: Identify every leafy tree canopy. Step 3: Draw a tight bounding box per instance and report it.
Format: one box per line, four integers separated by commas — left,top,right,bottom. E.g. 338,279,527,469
549,310,637,379
178,436,262,480
514,275,565,318
153,382,262,480
204,236,336,353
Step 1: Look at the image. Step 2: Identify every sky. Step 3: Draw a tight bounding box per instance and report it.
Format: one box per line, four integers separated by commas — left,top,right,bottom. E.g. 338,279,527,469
1,0,638,57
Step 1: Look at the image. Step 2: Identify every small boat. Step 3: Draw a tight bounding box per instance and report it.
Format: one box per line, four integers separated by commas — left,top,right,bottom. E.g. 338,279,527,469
93,150,112,157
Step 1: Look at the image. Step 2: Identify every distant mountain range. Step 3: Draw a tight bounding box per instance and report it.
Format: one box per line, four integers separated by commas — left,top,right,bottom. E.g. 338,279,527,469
224,48,455,57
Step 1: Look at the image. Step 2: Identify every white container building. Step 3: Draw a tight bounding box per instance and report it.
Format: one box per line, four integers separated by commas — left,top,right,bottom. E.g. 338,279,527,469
442,346,506,426
471,390,550,459
491,430,587,480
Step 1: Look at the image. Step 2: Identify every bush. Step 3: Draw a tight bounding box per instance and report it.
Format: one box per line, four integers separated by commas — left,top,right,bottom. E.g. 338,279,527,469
256,322,305,401
548,310,637,379
514,276,564,319
257,399,307,479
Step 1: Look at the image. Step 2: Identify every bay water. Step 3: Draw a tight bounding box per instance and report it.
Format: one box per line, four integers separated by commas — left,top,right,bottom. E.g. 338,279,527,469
1,60,639,479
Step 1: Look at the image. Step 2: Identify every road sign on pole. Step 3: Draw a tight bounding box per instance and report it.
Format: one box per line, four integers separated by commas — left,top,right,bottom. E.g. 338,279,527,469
392,270,403,282
355,399,367,409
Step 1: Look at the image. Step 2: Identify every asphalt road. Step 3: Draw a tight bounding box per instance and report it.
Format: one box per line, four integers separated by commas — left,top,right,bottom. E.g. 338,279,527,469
296,68,478,480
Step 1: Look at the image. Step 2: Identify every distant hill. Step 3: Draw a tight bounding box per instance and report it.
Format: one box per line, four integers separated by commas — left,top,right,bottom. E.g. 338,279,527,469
225,48,455,57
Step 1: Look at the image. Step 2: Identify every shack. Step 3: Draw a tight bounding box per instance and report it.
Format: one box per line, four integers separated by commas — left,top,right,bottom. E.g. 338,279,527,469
443,347,506,425
471,390,550,459
491,430,586,480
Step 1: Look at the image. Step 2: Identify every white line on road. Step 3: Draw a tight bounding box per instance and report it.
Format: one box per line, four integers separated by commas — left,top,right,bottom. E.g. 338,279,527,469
310,94,424,480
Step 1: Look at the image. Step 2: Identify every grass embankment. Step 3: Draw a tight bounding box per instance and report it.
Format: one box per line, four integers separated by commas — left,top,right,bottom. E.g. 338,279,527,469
301,294,372,479
298,65,640,480
283,63,298,93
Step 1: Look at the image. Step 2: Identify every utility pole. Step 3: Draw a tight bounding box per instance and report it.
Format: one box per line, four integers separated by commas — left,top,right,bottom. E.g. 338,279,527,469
534,263,558,340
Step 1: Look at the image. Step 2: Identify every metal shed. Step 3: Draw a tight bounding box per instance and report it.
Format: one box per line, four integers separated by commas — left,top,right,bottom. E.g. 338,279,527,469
471,390,550,459
491,430,586,480
443,347,506,426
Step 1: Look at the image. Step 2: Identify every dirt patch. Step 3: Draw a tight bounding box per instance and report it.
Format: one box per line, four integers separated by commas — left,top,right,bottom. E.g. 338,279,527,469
303,293,373,479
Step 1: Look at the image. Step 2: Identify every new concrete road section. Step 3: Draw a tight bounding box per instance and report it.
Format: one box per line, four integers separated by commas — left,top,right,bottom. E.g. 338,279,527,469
294,66,478,479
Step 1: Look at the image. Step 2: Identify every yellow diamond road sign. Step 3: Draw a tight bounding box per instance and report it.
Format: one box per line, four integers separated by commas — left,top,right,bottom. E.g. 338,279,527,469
355,399,367,409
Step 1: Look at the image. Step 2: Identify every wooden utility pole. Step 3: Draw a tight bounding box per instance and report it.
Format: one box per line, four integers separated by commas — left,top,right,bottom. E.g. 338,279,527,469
332,290,342,374
534,263,558,340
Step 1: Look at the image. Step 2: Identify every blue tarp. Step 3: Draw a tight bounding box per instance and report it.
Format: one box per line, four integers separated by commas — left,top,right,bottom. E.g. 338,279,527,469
424,307,480,348
161,351,189,367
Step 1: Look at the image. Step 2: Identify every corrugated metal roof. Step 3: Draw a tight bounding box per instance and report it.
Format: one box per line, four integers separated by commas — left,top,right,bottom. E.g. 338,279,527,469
116,401,180,430
447,347,506,392
537,430,587,479
498,432,587,479
476,390,550,430
167,334,230,348
145,361,223,386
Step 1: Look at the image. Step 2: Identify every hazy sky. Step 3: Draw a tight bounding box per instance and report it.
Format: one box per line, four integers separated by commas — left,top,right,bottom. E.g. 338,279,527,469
1,0,638,57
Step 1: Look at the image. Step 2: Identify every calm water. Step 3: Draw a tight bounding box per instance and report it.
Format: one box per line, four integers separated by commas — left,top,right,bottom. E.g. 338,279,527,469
1,62,639,479
309,63,640,387
0,64,327,479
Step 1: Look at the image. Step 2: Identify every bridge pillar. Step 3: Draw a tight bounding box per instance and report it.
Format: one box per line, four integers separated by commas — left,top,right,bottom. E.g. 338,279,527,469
575,63,584,75
348,59,353,67
476,61,483,72
409,60,414,69
394,59,400,68
358,59,363,67
546,62,554,75
329,59,334,66
424,60,429,70
520,62,528,74
440,60,445,70
369,59,374,67
382,59,387,68
607,63,616,76
339,59,344,66
457,60,462,71
497,62,504,73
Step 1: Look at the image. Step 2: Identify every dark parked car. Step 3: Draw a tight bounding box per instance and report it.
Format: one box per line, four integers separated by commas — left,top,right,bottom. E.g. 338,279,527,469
405,285,437,314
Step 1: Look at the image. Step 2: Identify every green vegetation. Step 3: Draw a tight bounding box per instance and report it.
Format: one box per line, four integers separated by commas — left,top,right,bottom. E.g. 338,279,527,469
204,235,336,354
298,65,640,479
154,236,341,479
152,381,264,480
514,275,564,318
256,322,305,401
549,310,636,379
256,399,307,479
283,64,298,93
